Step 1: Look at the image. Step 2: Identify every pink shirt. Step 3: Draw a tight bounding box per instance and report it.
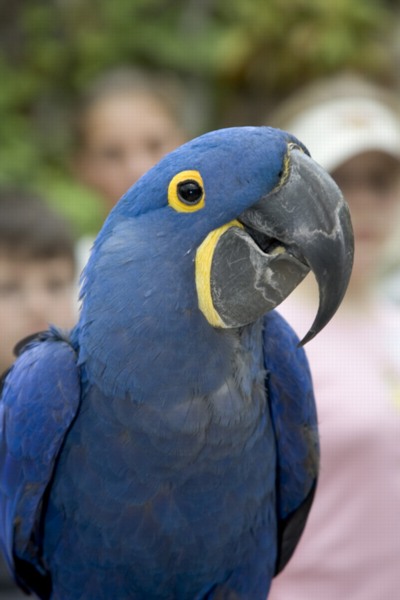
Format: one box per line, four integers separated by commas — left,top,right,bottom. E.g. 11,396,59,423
269,292,400,600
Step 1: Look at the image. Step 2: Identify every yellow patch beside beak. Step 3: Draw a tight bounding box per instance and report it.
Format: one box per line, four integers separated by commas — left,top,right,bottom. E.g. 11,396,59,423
195,220,244,327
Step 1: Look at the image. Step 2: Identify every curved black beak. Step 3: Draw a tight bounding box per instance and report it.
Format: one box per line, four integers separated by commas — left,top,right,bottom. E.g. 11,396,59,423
195,147,353,341
240,149,354,344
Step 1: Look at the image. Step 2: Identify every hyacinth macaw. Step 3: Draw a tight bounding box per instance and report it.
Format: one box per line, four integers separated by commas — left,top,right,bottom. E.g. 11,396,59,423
0,127,353,599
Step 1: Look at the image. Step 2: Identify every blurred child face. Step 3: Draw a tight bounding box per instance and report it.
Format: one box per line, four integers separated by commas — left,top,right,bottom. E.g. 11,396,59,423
332,151,400,282
0,256,76,372
76,92,185,211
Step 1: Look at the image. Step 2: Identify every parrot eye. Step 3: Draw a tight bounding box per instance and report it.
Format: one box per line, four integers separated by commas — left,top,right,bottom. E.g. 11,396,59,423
168,170,205,213
177,181,203,205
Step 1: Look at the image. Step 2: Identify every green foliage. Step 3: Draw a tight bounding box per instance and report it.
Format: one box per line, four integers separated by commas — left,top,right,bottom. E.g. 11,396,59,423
0,0,396,232
218,0,391,85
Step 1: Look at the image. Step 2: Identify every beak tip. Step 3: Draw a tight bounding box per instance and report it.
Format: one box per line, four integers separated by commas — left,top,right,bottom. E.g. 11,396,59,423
298,329,316,347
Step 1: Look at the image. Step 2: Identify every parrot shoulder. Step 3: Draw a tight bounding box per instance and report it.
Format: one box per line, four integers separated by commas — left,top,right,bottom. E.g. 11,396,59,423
263,311,319,574
0,328,81,597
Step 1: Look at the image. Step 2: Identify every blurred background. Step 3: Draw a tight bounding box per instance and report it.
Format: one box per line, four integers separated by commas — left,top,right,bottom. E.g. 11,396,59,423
1,0,400,237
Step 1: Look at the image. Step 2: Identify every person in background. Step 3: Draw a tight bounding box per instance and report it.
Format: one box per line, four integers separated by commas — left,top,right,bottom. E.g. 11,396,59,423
0,188,77,375
267,73,400,600
72,67,188,215
70,67,189,274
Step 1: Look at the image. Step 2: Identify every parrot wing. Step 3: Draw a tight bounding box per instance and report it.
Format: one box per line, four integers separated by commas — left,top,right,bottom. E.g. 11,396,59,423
263,311,319,574
0,329,81,596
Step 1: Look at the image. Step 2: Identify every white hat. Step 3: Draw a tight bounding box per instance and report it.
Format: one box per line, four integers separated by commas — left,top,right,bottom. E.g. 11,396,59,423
286,96,400,172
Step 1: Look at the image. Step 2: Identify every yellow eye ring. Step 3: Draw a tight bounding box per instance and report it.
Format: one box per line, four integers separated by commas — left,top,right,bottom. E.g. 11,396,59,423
168,170,205,213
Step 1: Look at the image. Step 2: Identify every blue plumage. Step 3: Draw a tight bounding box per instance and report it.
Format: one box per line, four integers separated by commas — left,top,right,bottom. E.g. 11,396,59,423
0,127,353,598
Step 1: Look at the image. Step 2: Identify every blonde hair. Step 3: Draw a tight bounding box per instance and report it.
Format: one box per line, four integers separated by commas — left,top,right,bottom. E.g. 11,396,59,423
72,67,188,151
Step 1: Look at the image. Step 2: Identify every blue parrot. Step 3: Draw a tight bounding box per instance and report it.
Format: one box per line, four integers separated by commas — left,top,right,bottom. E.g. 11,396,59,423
0,127,353,599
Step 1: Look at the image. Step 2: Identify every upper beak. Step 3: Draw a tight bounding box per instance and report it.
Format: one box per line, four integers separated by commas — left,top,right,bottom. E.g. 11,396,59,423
195,148,354,343
239,148,354,343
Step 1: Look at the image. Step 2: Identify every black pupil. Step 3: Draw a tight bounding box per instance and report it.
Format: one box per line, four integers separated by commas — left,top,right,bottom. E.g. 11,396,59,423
177,180,203,204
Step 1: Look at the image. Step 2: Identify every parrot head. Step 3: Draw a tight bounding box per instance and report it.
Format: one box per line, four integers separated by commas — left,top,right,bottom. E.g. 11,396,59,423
83,126,353,346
